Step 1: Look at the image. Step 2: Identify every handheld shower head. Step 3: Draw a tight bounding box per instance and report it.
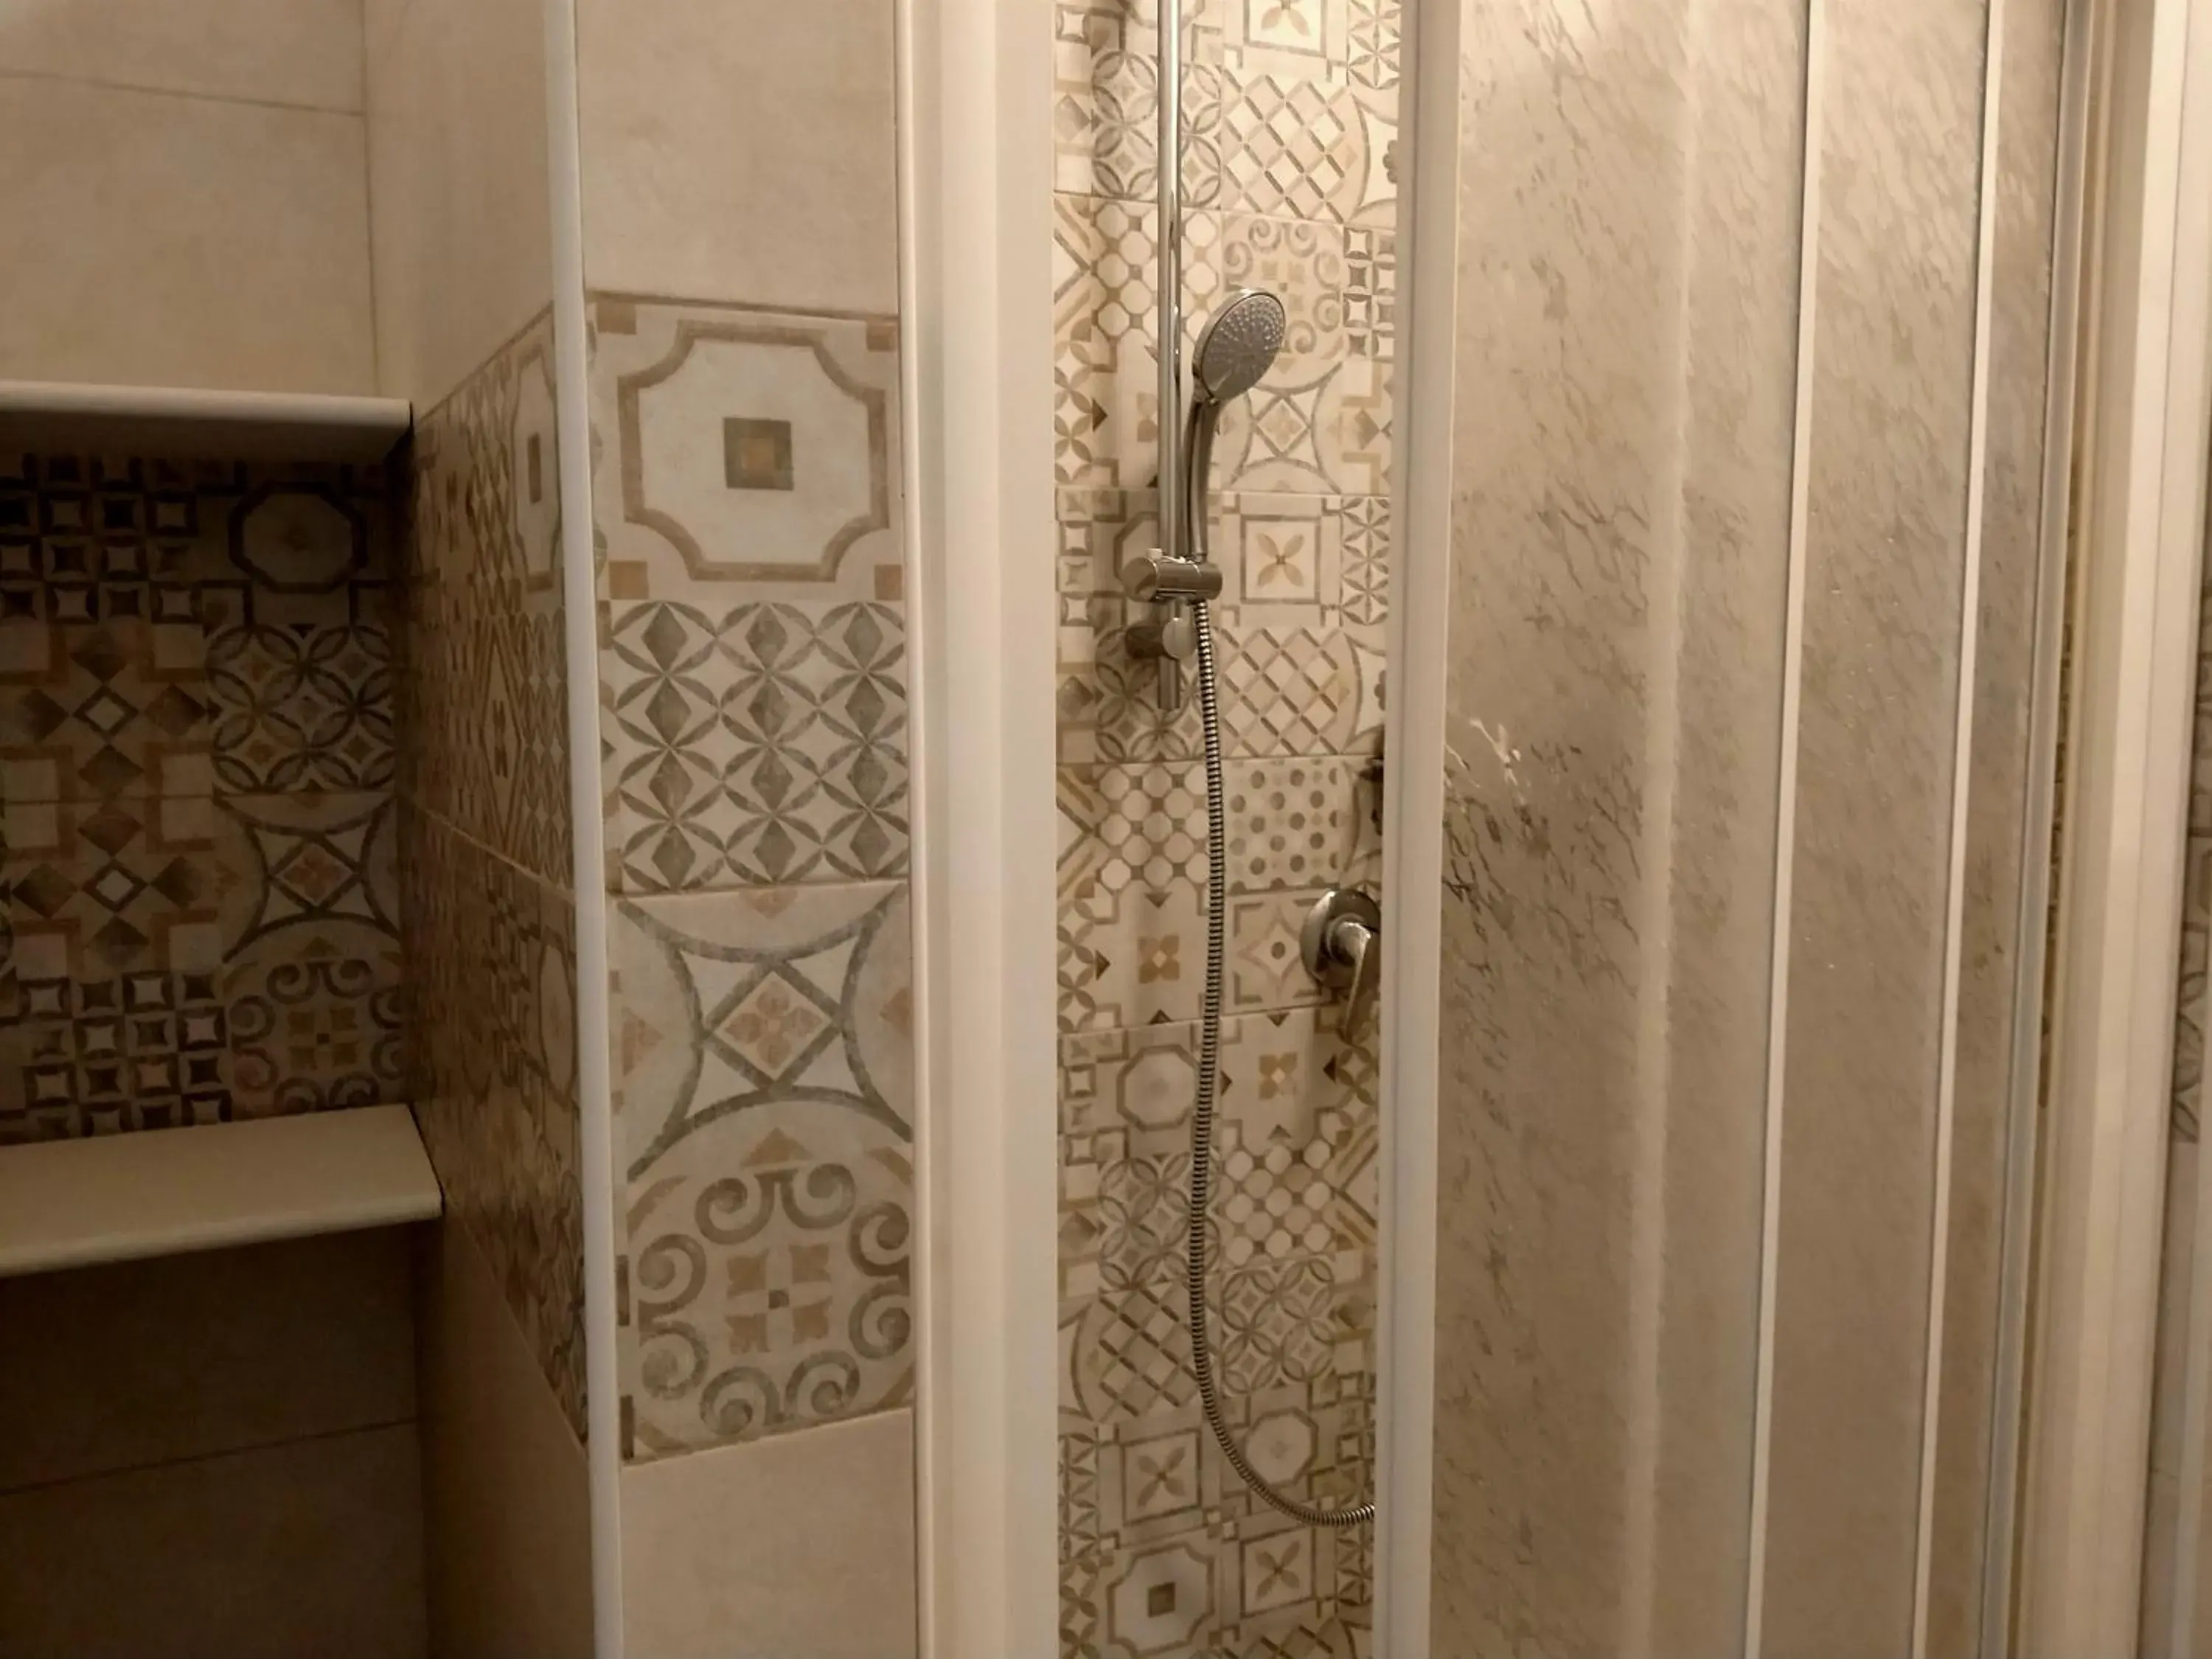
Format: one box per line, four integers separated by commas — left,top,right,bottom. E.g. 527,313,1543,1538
1191,289,1286,406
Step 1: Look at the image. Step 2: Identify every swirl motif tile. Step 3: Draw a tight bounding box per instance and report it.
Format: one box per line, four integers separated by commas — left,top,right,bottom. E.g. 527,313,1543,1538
611,882,915,1461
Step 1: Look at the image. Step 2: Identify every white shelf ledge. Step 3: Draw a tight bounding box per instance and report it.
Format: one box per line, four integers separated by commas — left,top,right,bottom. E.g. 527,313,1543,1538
0,1106,442,1278
0,378,411,462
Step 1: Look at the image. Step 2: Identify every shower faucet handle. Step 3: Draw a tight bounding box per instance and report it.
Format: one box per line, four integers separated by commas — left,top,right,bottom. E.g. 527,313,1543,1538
1301,888,1382,1033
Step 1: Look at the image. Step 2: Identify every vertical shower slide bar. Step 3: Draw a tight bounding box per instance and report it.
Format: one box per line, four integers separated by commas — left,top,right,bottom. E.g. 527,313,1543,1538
1158,0,1184,613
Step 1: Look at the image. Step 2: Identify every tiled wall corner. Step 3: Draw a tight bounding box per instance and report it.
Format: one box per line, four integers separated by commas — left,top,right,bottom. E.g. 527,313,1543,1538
0,456,406,1142
397,311,586,1439
585,291,918,1470
1052,1,1401,1652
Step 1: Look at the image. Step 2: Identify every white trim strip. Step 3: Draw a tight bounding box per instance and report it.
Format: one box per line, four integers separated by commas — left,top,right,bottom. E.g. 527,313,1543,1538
1910,1,2011,1648
1978,4,2097,1649
540,0,625,1651
1377,0,1460,1647
1743,1,1826,1649
892,2,937,1651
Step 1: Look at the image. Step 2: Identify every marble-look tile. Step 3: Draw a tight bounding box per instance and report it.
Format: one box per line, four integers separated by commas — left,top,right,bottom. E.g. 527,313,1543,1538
0,78,375,393
576,0,900,318
602,599,908,893
403,809,585,1439
589,297,905,611
610,883,914,1461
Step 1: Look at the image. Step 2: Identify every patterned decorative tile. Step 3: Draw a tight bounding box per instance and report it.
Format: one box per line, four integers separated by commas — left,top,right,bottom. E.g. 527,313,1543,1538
403,807,585,1439
603,599,908,892
1053,3,1225,208
402,311,574,890
0,791,407,1138
0,970,232,1142
213,793,406,1117
1053,0,1397,1630
589,297,905,608
610,882,914,1460
0,455,394,805
1214,66,1396,226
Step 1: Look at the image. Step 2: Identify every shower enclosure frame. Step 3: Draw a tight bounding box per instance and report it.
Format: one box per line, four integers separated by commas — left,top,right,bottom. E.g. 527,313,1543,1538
893,1,2212,1657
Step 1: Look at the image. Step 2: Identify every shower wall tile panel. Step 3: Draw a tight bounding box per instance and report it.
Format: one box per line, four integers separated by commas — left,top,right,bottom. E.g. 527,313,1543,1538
585,288,919,1472
397,309,585,1437
608,882,914,1463
1052,0,1399,1649
0,456,406,1143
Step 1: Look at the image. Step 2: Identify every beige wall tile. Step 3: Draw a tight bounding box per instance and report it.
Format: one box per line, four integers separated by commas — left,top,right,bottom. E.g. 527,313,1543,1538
417,1220,595,1659
620,1409,917,1659
0,0,366,111
0,1231,416,1492
0,78,375,392
364,0,552,408
0,1424,427,1659
575,0,898,314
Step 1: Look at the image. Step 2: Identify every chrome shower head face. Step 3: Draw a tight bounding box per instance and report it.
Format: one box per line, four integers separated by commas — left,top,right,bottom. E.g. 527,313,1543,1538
1192,289,1286,406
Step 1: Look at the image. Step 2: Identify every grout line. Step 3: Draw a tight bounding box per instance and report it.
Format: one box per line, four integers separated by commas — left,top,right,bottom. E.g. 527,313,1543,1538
0,65,363,119
1911,0,2011,1649
1743,0,1827,1648
0,1416,420,1502
406,302,557,429
401,798,576,908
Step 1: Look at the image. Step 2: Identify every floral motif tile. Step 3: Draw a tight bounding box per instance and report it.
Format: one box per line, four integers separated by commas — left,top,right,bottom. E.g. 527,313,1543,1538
402,807,585,1439
610,882,915,1461
602,599,908,892
589,297,905,610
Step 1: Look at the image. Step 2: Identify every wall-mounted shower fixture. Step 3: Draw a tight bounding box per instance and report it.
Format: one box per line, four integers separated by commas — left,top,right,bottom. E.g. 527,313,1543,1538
1124,288,1287,708
1302,887,1383,1033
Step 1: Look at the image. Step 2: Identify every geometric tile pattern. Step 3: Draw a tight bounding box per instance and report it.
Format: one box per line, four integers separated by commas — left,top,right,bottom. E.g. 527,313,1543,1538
589,296,905,611
400,310,571,890
1053,0,1399,1641
397,311,584,1436
609,883,915,1462
0,453,406,1145
400,804,586,1440
603,599,908,891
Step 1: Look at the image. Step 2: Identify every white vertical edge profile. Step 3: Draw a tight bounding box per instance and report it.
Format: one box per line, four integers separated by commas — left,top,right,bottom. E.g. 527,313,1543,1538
1376,0,1458,1649
2153,0,2212,1640
1909,0,2009,1649
542,1,626,1652
1741,0,1825,1652
902,1,1060,1655
1975,0,2098,1649
2017,0,2212,1638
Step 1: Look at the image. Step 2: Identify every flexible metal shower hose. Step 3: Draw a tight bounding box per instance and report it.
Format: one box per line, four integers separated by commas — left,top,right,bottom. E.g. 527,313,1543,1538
1187,598,1375,1530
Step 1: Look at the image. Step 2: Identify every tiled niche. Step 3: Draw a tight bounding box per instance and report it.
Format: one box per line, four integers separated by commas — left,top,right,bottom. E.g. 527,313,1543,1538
0,456,404,1144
